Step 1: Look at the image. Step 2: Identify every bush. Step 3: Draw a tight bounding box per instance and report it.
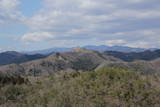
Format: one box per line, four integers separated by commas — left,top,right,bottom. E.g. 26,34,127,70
1,67,160,107
0,75,28,85
0,85,27,105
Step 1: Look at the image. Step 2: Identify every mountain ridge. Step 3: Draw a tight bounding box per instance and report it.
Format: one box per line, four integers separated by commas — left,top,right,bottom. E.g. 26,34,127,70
23,45,157,55
0,48,160,76
0,49,122,76
0,51,47,66
104,49,160,62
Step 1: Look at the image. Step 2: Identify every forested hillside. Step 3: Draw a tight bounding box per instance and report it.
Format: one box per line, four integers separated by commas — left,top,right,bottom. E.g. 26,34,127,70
0,67,160,107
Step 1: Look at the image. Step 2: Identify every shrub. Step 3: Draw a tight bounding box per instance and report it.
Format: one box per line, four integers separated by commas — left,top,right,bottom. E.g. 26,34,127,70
1,67,160,107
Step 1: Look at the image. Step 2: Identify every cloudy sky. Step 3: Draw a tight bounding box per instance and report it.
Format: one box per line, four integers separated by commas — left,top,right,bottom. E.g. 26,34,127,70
0,0,160,51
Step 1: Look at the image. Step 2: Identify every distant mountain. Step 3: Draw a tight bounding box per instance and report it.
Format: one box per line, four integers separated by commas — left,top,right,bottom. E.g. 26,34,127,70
25,47,71,55
24,45,156,55
0,51,47,66
84,45,149,52
1,46,156,67
0,48,121,76
1,48,160,76
104,50,160,62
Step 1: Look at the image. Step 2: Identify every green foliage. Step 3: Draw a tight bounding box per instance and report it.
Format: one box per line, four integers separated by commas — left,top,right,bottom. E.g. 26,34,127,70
1,67,160,107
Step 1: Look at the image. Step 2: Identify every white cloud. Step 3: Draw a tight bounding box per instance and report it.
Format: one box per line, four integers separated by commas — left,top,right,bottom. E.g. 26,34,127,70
21,32,56,42
127,41,150,48
99,29,160,48
109,10,160,20
0,0,20,12
0,0,20,11
105,39,127,46
25,0,160,32
19,0,160,48
127,0,145,3
0,0,24,24
48,40,76,47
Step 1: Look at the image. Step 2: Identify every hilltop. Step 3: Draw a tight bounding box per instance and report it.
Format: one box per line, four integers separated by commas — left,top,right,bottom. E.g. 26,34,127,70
0,48,160,76
0,51,46,66
0,48,120,76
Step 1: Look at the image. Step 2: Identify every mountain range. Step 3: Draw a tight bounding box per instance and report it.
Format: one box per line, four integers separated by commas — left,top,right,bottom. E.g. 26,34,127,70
0,51,46,66
104,50,160,62
25,45,156,55
0,46,159,66
0,47,160,76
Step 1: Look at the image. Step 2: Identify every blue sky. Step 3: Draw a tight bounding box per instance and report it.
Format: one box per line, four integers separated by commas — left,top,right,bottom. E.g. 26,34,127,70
0,0,160,52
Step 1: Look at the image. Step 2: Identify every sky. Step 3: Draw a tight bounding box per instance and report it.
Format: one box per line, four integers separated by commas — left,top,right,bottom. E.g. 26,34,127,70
0,0,160,52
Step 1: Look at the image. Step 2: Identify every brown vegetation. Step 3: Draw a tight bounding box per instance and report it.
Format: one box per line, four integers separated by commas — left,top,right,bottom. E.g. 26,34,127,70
0,67,160,107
